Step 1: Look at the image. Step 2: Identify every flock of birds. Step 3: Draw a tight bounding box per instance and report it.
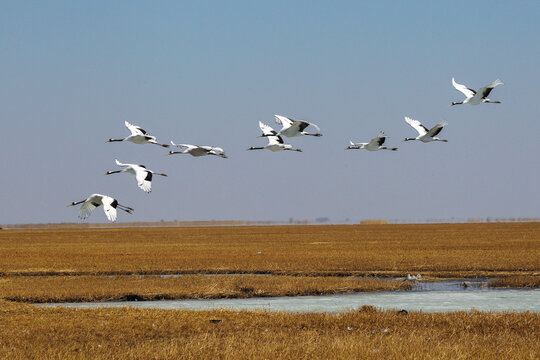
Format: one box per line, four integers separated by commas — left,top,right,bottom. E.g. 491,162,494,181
68,77,504,222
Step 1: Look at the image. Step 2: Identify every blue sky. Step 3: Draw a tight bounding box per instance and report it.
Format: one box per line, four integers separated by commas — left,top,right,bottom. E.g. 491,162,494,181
1,1,539,224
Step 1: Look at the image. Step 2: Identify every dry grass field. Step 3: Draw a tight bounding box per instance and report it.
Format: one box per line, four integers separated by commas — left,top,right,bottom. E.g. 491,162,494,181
0,275,411,303
0,301,538,359
1,223,539,277
0,223,538,359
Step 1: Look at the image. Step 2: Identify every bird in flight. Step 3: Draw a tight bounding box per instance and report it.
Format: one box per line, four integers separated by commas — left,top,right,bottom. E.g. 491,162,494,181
346,131,398,151
273,114,322,138
450,78,503,106
106,121,169,147
168,142,228,158
403,116,448,143
68,193,133,222
248,121,302,152
105,159,167,193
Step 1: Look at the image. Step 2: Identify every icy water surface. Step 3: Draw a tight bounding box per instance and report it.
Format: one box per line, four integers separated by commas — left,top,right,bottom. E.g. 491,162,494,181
38,281,539,313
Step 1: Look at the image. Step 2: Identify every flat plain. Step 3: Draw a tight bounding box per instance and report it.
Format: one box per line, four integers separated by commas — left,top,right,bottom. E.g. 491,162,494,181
0,222,539,359
1,222,539,277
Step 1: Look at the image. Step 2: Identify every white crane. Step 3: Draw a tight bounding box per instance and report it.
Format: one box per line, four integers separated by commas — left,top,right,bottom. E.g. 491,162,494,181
67,193,133,222
346,131,398,151
248,121,302,152
105,159,167,193
273,114,322,137
403,116,448,143
167,142,228,158
450,78,503,106
106,121,169,147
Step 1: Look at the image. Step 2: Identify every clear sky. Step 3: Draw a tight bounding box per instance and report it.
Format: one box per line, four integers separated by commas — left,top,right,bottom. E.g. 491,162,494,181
1,1,539,224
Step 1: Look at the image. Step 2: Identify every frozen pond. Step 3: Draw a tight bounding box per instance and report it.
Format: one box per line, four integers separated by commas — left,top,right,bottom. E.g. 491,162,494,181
38,286,539,313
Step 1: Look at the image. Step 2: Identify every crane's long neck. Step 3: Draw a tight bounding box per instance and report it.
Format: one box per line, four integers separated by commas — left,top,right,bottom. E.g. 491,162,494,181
303,132,322,137
403,138,416,141
107,138,125,142
450,101,463,106
68,199,86,207
248,147,264,150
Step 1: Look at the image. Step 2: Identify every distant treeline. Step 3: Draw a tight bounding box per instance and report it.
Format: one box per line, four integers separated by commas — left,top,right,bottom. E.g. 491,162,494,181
2,217,539,229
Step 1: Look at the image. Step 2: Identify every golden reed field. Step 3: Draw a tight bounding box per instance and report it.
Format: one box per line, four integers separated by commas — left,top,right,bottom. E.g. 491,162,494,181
1,301,538,359
0,275,412,303
1,222,539,277
0,222,538,359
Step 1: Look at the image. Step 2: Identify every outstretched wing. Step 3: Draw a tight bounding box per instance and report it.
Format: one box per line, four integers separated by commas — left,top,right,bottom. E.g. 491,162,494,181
115,159,129,167
267,135,284,145
477,79,503,99
200,145,225,153
452,78,476,99
276,115,321,133
135,168,152,193
428,121,447,137
405,116,428,136
294,120,320,133
79,200,99,220
368,132,387,147
274,114,294,128
101,196,119,222
209,146,224,153
259,121,278,136
124,121,148,136
170,142,197,151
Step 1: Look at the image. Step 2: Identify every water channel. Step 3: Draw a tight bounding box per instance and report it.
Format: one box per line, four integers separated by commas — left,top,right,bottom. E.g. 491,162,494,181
38,280,540,313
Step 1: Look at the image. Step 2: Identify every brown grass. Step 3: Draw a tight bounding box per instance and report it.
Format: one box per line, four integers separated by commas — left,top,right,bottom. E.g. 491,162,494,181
0,301,538,359
1,223,539,278
488,275,540,288
1,223,538,359
0,275,411,303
